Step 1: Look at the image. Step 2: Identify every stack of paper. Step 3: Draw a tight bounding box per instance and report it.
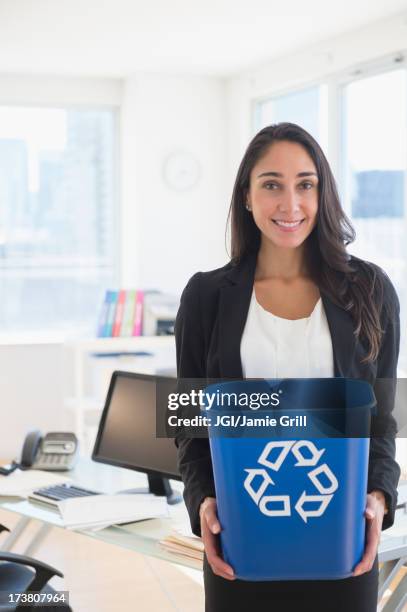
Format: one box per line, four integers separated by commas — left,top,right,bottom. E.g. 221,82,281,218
57,493,169,530
159,527,204,568
0,469,72,497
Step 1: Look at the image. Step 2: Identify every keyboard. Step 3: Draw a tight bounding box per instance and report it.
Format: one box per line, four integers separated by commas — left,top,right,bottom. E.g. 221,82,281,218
28,483,102,507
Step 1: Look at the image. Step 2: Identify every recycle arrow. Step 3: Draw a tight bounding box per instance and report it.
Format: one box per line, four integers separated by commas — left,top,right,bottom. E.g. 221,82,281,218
259,495,291,517
294,492,333,523
258,440,295,471
243,468,275,505
307,463,339,495
291,440,325,467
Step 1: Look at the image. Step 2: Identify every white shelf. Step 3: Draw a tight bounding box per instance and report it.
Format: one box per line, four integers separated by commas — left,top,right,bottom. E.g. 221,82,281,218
64,335,176,446
64,335,175,352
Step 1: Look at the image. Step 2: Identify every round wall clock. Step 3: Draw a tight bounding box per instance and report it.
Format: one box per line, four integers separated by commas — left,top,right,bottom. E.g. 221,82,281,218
162,151,201,192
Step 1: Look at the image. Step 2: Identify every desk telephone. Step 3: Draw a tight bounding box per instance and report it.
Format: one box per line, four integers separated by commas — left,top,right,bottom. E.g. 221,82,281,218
21,431,79,471
0,431,79,475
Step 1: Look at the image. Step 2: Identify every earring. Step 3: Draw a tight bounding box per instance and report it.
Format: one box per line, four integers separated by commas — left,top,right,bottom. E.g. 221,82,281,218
246,203,251,211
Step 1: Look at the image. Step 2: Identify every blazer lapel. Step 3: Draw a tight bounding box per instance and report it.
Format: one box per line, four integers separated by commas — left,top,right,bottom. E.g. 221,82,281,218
218,252,257,378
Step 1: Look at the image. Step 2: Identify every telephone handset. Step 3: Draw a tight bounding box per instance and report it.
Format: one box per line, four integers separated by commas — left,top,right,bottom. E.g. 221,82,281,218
21,431,79,471
20,430,42,468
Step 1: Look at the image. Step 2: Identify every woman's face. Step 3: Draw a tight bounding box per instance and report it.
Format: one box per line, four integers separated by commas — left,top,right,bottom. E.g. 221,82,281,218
247,140,319,250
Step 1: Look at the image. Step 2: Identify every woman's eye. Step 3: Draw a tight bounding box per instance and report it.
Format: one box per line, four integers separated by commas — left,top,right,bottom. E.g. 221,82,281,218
263,181,315,190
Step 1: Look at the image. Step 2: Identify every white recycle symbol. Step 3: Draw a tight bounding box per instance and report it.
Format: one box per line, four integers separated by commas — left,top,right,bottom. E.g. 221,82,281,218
243,440,338,523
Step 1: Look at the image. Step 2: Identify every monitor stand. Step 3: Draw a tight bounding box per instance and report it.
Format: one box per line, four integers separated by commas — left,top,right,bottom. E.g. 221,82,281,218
119,474,182,505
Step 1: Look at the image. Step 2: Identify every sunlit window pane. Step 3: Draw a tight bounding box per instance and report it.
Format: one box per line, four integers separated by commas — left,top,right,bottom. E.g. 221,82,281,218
342,69,407,372
344,70,406,219
0,107,117,333
254,86,326,145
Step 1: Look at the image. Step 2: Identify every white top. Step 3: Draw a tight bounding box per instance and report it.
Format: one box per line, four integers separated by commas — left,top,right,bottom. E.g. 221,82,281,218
240,288,334,378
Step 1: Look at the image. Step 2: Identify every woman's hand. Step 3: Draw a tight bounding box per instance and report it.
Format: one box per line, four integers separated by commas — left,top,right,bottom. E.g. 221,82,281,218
199,496,235,580
352,490,387,577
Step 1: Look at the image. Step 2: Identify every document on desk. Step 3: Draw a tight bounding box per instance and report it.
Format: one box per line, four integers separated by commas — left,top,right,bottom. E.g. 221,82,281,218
0,469,72,497
57,493,169,530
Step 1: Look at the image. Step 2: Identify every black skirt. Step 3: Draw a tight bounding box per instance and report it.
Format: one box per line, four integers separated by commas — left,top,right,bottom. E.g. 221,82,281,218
203,553,379,612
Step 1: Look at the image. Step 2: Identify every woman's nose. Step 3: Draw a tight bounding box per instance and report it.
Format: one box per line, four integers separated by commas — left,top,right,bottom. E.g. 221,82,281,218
277,188,301,214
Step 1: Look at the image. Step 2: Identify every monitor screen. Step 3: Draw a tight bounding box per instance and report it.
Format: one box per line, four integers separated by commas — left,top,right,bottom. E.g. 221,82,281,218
92,371,181,481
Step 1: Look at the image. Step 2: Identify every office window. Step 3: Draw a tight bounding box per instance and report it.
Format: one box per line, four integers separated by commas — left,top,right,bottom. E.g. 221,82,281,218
0,107,117,333
254,85,327,146
342,69,407,372
343,69,406,219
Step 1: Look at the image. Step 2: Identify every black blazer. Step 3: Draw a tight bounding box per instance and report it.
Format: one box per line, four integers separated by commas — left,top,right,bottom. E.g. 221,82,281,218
174,250,401,536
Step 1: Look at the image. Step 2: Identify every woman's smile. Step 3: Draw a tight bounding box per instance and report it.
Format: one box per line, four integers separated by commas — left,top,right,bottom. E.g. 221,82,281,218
271,218,306,231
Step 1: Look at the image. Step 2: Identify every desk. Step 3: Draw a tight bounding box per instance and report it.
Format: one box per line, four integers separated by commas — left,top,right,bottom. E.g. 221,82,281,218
0,457,194,571
1,459,407,611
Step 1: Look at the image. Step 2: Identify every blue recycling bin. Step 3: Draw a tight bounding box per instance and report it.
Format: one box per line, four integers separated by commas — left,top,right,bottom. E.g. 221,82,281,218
204,378,376,581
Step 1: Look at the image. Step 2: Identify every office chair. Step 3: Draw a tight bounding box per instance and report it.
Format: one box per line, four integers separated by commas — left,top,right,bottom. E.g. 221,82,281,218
0,523,72,612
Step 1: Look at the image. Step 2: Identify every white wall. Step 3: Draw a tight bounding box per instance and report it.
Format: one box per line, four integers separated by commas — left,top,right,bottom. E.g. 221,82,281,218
120,73,229,294
0,342,71,460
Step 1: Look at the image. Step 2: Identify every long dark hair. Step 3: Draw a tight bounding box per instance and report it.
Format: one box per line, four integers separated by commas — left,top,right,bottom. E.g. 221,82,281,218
227,122,387,363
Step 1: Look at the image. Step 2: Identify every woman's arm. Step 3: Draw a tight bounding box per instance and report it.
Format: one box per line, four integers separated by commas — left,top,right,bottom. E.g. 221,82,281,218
367,275,401,530
174,272,216,537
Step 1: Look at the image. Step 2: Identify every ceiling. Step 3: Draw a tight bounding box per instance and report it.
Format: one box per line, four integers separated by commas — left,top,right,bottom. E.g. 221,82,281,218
0,0,406,77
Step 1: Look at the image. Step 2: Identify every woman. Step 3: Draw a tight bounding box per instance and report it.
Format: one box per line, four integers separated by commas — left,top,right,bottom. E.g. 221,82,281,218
174,123,400,612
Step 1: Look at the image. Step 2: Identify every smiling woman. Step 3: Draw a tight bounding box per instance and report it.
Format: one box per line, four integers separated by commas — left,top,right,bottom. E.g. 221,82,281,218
175,122,400,612
245,140,321,319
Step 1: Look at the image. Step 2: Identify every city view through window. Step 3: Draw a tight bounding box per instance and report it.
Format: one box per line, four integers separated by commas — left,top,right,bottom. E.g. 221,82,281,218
0,107,116,333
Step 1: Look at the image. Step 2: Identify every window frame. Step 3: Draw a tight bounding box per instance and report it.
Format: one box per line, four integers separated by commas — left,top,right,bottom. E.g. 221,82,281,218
335,53,407,217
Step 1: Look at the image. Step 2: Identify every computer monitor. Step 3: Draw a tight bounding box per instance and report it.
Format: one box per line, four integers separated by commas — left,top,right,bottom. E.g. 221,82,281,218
92,370,182,504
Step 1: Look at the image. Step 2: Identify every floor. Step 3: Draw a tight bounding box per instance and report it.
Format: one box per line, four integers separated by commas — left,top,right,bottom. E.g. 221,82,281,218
0,508,205,612
1,506,407,611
